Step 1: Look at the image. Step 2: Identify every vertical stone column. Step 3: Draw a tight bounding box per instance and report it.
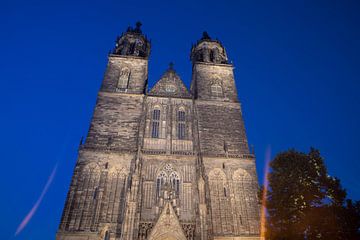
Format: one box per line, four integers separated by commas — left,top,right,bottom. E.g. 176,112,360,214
198,176,208,240
121,173,140,240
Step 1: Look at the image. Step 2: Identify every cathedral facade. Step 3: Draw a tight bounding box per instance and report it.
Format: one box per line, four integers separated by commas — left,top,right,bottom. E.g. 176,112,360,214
56,23,261,240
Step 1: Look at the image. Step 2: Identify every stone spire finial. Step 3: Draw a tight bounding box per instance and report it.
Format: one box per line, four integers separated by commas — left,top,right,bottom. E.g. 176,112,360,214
135,21,142,33
169,62,174,70
202,31,211,40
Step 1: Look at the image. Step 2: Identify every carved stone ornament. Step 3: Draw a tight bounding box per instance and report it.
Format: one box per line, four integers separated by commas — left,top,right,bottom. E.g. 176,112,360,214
147,201,187,240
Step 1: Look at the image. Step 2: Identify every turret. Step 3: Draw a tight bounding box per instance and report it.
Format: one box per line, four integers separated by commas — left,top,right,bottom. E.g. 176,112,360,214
113,22,151,58
101,22,151,94
190,32,238,102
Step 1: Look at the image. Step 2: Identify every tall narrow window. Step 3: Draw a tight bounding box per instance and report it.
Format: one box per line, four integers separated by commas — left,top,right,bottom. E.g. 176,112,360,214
117,67,130,89
151,109,160,138
177,110,186,140
104,231,110,240
93,187,98,200
156,171,167,197
211,84,223,98
169,171,180,196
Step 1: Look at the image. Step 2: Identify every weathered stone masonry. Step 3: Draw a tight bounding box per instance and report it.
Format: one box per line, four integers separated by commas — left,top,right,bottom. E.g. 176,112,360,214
57,23,262,240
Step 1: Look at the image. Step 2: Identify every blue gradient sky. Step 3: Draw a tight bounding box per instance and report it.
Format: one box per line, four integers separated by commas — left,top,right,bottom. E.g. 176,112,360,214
1,0,359,239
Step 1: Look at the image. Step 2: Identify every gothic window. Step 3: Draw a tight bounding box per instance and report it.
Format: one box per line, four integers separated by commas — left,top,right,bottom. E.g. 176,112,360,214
117,67,130,89
169,171,180,196
210,49,215,62
212,48,220,63
202,47,210,62
156,165,181,199
105,169,127,223
177,110,186,140
232,169,254,231
156,171,167,197
104,231,110,240
151,109,161,138
211,84,223,98
70,163,102,231
93,187,98,200
208,168,232,234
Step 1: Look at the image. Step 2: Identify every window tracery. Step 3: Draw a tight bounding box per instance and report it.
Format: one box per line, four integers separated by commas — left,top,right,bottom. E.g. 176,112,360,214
155,164,181,199
208,168,232,234
151,109,161,138
156,171,167,197
177,109,186,140
211,84,223,98
232,168,254,232
117,67,130,89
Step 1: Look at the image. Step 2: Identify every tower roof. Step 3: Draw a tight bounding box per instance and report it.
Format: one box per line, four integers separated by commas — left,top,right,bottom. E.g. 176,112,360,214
190,32,228,64
148,63,192,98
113,22,151,58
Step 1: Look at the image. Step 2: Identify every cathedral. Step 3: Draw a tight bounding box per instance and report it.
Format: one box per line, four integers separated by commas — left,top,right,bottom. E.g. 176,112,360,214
56,22,261,240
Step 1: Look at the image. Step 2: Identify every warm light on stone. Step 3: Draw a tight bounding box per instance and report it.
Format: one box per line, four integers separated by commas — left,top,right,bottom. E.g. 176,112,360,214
56,23,262,240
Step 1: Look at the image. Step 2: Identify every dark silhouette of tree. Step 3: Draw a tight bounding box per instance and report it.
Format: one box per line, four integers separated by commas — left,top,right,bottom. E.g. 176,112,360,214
262,148,360,239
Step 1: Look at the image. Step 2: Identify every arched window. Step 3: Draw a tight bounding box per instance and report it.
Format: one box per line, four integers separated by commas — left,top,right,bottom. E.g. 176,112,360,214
156,165,181,199
104,230,110,240
117,67,130,89
211,84,223,98
169,171,180,196
208,168,232,233
93,187,98,200
151,109,161,138
212,48,220,63
177,110,186,140
156,171,167,197
233,169,254,230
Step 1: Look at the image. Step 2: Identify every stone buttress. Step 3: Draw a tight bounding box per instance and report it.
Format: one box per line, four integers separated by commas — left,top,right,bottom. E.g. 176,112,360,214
56,25,262,240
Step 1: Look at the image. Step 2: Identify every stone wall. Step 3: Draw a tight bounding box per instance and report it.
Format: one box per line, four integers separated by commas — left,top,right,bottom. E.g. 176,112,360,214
85,92,144,152
195,100,249,156
57,34,262,240
191,63,238,102
101,55,148,94
57,150,134,239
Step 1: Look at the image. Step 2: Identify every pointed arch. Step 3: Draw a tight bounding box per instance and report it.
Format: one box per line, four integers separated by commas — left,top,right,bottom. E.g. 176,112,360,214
117,66,130,89
233,168,251,181
151,106,161,138
147,202,187,240
208,168,226,181
208,168,233,234
177,106,186,140
155,163,181,200
70,162,102,230
232,168,257,234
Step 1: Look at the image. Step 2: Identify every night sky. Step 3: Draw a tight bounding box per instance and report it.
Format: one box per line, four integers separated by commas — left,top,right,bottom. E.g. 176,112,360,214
1,0,359,239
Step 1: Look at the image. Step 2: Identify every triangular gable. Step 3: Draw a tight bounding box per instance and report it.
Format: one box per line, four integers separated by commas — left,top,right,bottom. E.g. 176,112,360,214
147,201,187,240
149,69,192,98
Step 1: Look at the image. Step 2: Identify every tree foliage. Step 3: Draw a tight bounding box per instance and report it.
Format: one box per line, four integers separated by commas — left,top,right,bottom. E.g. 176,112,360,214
263,148,360,239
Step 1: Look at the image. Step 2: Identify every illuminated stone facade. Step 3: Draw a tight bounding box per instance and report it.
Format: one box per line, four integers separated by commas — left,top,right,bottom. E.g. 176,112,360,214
56,23,261,240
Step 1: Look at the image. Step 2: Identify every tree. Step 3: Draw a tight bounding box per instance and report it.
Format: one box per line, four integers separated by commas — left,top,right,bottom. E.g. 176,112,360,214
263,148,360,239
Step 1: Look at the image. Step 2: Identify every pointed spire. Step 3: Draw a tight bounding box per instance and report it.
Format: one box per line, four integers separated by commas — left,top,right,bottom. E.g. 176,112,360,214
202,31,211,40
134,21,142,33
169,62,174,70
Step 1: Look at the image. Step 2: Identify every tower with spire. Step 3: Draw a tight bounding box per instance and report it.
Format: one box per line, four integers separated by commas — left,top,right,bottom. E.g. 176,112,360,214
56,23,261,240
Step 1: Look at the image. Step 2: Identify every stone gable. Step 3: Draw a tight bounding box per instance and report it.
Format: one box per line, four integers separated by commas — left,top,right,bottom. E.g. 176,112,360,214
149,68,192,98
56,25,261,240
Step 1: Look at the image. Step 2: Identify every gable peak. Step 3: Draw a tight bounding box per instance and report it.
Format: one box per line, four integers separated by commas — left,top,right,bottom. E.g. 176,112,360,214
148,64,191,98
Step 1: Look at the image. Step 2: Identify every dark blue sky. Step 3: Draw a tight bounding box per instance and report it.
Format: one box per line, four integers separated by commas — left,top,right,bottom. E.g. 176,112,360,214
1,0,359,239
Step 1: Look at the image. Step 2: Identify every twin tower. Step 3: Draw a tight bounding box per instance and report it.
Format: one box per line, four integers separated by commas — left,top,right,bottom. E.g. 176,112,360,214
57,23,262,240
